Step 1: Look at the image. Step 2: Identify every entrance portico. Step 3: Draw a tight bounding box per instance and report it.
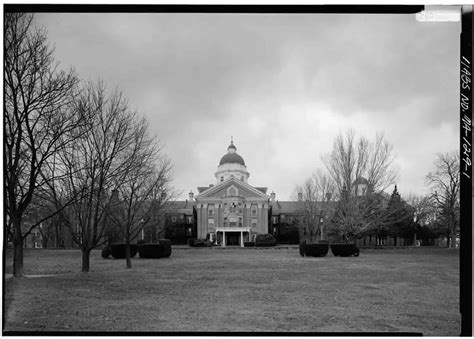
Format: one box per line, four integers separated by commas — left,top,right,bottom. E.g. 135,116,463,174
216,227,251,247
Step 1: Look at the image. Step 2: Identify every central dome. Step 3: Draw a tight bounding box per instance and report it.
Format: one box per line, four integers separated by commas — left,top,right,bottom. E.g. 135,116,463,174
219,152,245,166
215,139,250,183
219,141,246,166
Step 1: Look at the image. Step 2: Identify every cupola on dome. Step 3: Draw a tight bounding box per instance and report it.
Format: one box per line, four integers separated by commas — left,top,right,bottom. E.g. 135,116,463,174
219,140,246,166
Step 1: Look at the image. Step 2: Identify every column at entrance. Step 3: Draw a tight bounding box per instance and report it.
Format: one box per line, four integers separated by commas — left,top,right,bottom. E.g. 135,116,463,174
222,231,226,247
240,231,244,247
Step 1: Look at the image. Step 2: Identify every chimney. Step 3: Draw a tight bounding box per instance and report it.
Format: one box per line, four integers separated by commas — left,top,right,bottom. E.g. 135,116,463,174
111,189,119,202
298,192,303,201
325,192,332,201
270,191,276,202
189,191,194,201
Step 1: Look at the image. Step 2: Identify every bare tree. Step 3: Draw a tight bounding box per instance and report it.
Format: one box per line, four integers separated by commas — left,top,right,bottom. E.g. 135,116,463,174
295,169,335,243
49,81,152,272
4,13,79,277
322,131,402,242
322,130,397,195
107,120,172,268
426,151,460,248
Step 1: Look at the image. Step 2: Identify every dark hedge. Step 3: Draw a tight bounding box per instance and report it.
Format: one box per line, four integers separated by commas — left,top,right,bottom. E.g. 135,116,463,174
243,241,255,247
255,234,277,247
277,224,300,244
330,243,360,257
138,239,172,258
101,246,112,259
188,238,212,247
299,241,306,257
305,243,329,257
110,243,139,259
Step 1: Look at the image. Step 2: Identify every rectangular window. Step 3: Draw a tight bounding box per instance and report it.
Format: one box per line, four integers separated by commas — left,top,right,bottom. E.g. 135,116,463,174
251,205,257,216
272,216,278,224
186,216,193,224
251,218,257,228
208,204,214,218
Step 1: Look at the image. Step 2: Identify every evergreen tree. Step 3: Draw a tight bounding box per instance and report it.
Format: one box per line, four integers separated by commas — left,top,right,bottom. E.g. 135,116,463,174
386,185,416,241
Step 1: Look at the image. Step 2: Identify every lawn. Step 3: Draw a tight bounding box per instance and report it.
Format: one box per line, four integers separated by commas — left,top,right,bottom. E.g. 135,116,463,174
4,246,460,335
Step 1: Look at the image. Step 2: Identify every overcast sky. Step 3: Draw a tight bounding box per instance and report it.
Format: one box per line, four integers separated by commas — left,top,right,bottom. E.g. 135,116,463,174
35,12,460,201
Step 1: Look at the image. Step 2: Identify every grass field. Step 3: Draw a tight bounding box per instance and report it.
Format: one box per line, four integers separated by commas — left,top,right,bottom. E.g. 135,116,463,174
4,246,460,335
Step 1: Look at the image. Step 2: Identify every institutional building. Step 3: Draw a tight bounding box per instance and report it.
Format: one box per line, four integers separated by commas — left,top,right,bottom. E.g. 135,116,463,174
162,140,306,247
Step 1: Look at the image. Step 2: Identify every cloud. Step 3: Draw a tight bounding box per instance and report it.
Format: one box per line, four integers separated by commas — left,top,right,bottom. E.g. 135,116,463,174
35,12,460,200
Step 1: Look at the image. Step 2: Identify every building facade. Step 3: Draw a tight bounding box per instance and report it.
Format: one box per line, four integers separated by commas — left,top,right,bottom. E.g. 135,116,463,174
162,140,311,247
194,141,271,246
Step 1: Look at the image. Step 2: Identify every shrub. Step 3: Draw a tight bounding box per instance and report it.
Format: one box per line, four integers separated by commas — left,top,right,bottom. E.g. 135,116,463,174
243,241,255,247
255,234,277,247
277,223,300,244
110,243,139,259
330,243,360,257
305,243,329,257
188,238,212,247
101,246,112,259
138,239,172,258
299,241,306,257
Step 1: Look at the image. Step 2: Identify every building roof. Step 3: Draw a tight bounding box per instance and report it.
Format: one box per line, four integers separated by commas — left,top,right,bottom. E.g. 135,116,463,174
197,186,211,193
219,152,246,166
254,187,268,194
353,177,369,185
270,200,338,215
162,200,195,214
218,140,246,166
271,201,304,214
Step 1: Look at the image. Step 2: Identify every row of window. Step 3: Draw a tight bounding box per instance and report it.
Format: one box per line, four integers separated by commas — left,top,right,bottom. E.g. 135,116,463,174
208,203,258,218
170,215,193,224
169,213,289,225
208,218,258,228
220,175,245,182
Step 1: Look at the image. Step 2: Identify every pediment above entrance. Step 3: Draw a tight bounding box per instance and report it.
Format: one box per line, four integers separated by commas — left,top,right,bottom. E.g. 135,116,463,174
196,178,269,200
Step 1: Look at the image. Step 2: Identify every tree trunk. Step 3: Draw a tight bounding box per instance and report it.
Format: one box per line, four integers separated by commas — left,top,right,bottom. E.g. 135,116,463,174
125,233,132,269
81,249,91,272
450,228,457,248
12,218,25,277
13,238,25,277
42,236,48,248
449,234,456,248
